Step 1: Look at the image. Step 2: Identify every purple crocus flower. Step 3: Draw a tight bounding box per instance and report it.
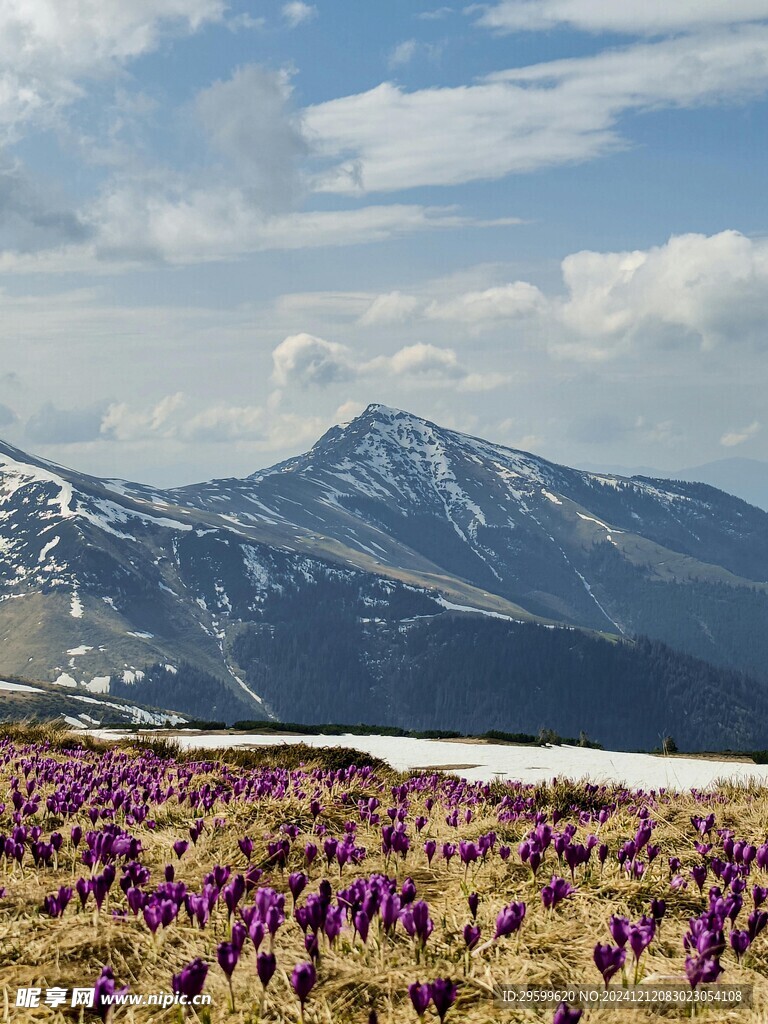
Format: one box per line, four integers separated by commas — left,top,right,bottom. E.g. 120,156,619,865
730,929,750,960
172,839,188,860
381,892,401,935
553,1004,583,1024
291,961,317,1014
628,918,655,961
541,876,575,910
142,903,163,935
289,872,308,903
400,877,417,905
93,966,128,1022
355,909,370,944
609,915,630,947
402,900,434,946
323,905,344,942
691,865,708,892
172,958,208,1000
748,909,768,941
408,982,432,1018
459,841,479,867
650,899,666,929
231,921,247,952
685,955,723,988
257,952,276,989
217,941,240,979
430,979,457,1022
76,877,91,908
593,943,626,985
468,893,479,919
463,923,481,949
494,901,526,938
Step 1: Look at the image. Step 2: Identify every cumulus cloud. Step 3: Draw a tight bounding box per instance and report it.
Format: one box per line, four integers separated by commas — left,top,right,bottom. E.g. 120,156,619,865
271,333,355,388
721,421,761,447
365,343,509,390
307,28,768,192
282,2,317,27
25,402,109,444
557,230,768,357
270,335,510,393
475,0,768,35
196,65,308,212
367,343,465,380
101,392,185,442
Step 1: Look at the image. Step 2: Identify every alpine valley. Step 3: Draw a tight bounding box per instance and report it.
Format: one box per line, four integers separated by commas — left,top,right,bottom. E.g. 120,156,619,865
2,404,768,751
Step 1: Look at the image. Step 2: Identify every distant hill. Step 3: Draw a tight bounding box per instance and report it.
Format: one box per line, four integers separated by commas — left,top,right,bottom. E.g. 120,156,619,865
581,457,768,512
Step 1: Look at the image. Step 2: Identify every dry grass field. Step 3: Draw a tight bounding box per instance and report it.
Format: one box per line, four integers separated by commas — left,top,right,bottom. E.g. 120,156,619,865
0,723,767,1023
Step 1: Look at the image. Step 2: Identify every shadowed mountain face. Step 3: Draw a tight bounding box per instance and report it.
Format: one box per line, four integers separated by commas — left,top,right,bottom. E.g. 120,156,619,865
2,407,768,748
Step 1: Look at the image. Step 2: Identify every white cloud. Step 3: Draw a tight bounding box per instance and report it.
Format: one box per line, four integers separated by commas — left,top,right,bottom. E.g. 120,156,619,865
367,343,465,380
87,191,513,265
100,392,325,448
358,291,420,326
306,28,768,192
0,0,223,135
721,421,761,447
102,392,186,441
270,334,510,394
425,281,544,322
389,40,419,68
271,333,355,388
282,2,317,27
365,343,508,390
475,0,768,35
556,230,768,357
334,399,368,423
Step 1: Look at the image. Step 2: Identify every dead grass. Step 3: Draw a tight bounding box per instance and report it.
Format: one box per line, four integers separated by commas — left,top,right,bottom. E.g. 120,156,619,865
0,728,767,1023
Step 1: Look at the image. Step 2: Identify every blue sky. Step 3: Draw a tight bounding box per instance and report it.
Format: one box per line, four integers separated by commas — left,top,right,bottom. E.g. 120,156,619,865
1,1,768,483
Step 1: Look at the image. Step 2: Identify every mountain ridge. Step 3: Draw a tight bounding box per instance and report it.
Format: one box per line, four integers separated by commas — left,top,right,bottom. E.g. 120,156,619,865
1,405,768,748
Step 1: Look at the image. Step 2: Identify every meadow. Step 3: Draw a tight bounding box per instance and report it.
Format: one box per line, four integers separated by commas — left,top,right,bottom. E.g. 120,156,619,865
1,724,767,1023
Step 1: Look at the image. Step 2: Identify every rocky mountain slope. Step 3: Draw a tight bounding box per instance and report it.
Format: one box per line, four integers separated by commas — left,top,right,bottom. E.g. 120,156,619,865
1,406,768,748
170,405,768,677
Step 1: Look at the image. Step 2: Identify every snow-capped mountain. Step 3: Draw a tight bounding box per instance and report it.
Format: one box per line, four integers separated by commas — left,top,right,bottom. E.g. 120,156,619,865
2,406,768,748
171,405,768,647
0,432,443,722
